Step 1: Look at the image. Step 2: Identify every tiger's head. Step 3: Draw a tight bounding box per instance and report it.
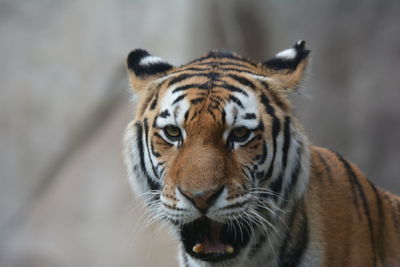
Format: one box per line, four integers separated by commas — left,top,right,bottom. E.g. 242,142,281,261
124,41,311,266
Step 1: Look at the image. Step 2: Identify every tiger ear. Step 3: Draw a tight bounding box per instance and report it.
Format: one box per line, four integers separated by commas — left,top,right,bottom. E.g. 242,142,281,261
126,49,174,92
262,40,310,93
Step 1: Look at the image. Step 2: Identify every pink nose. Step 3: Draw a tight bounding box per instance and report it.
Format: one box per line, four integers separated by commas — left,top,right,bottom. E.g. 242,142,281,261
178,186,224,214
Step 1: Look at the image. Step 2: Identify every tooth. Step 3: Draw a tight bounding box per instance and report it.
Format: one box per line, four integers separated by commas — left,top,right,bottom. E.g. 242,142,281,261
225,244,234,254
192,243,204,253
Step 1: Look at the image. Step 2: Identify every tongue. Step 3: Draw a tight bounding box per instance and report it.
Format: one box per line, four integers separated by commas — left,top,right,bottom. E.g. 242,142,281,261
193,240,234,254
192,222,234,254
203,237,225,253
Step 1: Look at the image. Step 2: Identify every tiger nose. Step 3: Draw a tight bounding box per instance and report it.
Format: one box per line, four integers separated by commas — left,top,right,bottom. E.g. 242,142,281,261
178,186,224,214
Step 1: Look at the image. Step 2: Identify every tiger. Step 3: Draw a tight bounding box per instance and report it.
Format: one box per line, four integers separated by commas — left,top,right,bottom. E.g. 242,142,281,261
123,41,400,267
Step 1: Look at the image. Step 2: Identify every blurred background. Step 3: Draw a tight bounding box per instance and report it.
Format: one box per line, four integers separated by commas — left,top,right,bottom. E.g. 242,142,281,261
1,0,399,266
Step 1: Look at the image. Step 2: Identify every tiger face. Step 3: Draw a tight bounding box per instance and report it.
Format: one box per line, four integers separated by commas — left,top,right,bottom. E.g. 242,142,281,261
124,42,311,266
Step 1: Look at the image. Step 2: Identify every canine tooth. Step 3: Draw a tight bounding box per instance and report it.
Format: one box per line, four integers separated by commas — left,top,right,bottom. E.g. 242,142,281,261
225,245,234,254
192,243,204,253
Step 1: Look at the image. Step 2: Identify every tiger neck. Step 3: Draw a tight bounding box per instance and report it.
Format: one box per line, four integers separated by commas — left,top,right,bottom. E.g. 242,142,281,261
245,133,312,266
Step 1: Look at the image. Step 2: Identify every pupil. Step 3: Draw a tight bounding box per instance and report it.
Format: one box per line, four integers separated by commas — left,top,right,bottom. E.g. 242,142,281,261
236,128,245,137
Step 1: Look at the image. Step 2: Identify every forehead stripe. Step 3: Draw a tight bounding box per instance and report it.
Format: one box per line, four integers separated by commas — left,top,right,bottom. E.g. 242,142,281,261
221,84,249,97
178,67,209,72
168,73,195,87
188,55,257,67
219,68,262,76
172,84,201,94
167,73,219,87
190,97,204,105
196,61,254,70
228,74,256,90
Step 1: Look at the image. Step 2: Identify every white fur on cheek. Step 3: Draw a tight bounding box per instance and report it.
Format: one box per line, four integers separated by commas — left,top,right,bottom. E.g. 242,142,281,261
123,123,150,195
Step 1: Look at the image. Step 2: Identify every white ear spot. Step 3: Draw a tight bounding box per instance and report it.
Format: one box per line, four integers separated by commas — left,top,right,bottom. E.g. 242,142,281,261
139,56,166,66
276,48,297,60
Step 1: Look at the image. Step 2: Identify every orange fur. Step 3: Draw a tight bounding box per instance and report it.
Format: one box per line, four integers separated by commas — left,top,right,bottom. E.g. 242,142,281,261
306,147,400,266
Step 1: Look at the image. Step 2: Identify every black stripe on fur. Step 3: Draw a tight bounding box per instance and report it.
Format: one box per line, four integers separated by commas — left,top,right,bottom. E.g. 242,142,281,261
260,93,281,181
135,122,161,192
315,150,334,184
277,201,309,267
228,74,256,90
221,84,249,96
336,153,377,266
143,118,160,180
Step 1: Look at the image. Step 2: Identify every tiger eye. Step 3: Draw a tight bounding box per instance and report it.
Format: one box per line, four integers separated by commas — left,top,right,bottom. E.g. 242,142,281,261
164,125,182,140
230,127,251,142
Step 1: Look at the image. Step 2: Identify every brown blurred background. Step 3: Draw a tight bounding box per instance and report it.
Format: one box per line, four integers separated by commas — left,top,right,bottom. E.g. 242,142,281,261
1,1,399,266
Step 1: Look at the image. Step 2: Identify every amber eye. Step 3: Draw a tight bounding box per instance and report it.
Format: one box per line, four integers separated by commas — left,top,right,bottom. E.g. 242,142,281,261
230,127,251,143
163,125,182,141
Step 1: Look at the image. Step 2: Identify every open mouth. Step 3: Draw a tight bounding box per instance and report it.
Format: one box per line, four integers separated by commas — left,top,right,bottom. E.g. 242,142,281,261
180,217,251,262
